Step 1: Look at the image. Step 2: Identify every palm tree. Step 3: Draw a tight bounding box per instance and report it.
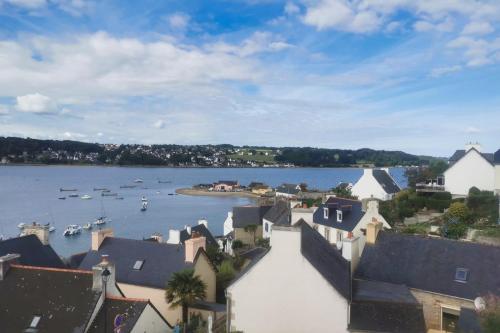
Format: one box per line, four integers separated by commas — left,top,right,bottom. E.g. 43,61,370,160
244,224,258,245
166,269,206,332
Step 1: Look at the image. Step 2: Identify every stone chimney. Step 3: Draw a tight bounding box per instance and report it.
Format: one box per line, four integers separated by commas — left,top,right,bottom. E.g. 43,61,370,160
342,233,360,274
167,229,181,244
91,228,114,251
198,219,208,228
0,253,20,281
465,142,481,152
92,254,116,292
185,234,206,263
23,223,49,245
366,218,383,245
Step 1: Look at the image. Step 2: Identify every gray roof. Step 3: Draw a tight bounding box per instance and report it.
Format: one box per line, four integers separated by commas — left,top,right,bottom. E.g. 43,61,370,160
494,149,500,164
275,183,301,195
0,235,65,268
353,279,417,304
263,201,290,225
216,180,238,185
449,149,495,165
355,232,500,300
232,205,272,228
372,169,401,194
299,221,351,299
79,237,193,289
180,224,217,248
88,297,149,333
312,197,364,232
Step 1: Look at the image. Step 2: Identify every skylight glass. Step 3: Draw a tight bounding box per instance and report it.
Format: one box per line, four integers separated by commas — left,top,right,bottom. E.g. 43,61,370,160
133,260,144,270
455,268,469,283
30,315,41,328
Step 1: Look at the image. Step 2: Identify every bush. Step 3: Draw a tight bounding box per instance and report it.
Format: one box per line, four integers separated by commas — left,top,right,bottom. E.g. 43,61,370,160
467,188,499,224
441,218,468,239
447,202,470,223
231,240,243,250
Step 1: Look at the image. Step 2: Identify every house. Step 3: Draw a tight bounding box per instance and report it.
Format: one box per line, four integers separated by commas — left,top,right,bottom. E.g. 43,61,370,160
78,229,217,324
275,183,305,198
312,196,391,253
262,200,291,239
167,220,218,248
230,205,271,245
251,184,272,195
351,168,401,200
213,180,239,192
290,205,317,225
444,143,500,196
0,231,65,269
0,253,170,332
226,222,426,333
355,223,500,332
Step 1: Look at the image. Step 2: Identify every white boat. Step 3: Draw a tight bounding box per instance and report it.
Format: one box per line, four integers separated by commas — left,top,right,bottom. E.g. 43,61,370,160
82,223,93,230
140,201,148,211
141,196,148,202
94,217,107,226
81,195,92,200
18,223,26,229
134,178,144,183
49,226,56,233
63,225,81,236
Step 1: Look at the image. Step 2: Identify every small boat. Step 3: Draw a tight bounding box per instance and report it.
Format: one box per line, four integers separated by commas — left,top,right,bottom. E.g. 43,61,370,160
82,223,93,230
49,226,56,232
120,185,136,189
94,217,107,226
69,194,79,198
58,197,66,200
101,192,118,197
102,189,111,193
60,188,77,192
168,193,174,196
81,195,92,200
158,180,171,184
140,201,148,211
134,178,144,183
18,223,26,229
115,197,124,200
93,188,109,191
63,225,81,236
141,196,148,202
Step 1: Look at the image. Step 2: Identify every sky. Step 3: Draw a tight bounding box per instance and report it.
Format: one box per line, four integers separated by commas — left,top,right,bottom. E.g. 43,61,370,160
0,0,499,156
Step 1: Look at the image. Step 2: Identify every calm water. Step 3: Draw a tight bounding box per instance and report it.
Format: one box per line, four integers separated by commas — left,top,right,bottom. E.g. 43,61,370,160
0,166,406,256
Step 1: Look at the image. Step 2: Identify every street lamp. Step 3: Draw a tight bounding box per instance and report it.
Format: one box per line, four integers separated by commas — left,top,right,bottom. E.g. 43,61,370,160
101,267,111,333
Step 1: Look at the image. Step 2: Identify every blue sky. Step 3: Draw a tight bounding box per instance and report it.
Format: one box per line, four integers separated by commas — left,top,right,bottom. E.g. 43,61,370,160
0,0,499,156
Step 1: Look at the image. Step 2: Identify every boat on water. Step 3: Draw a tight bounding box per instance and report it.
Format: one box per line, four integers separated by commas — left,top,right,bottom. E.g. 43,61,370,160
18,223,26,229
63,225,81,236
120,185,137,189
115,197,124,200
101,192,118,197
141,196,148,202
60,188,77,192
82,223,93,230
134,178,144,183
158,180,171,184
68,194,79,198
44,223,56,233
94,217,107,226
81,195,92,200
140,200,148,211
58,197,66,200
93,188,109,191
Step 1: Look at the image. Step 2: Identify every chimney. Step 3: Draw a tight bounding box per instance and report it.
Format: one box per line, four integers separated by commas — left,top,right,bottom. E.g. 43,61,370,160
91,228,114,251
366,200,379,215
0,253,20,281
342,233,360,274
228,211,233,218
465,142,481,152
167,229,181,244
92,254,116,291
198,219,208,228
185,236,206,263
23,224,49,245
366,218,383,245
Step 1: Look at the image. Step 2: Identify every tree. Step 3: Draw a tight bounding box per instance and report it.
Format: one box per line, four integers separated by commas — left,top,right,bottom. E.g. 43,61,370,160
165,269,206,332
244,224,259,245
447,202,470,223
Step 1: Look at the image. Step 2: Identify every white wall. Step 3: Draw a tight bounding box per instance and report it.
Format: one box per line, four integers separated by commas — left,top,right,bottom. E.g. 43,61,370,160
351,169,390,201
495,165,500,195
291,208,316,226
223,212,233,236
132,303,172,333
227,228,349,333
444,150,495,196
262,218,273,239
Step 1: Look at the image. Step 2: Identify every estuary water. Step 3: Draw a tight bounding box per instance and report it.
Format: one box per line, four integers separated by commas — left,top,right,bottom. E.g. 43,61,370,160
0,165,406,256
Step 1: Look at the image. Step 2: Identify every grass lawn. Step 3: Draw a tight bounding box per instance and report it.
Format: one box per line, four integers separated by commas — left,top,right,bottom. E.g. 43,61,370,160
478,226,500,238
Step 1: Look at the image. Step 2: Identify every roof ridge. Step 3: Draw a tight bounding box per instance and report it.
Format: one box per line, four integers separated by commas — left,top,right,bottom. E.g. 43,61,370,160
10,264,93,274
106,295,149,303
326,196,361,203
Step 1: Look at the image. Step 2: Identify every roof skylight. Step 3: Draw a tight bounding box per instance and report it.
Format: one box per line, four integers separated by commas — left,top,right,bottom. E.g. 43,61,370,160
133,260,144,270
455,268,469,283
30,315,41,328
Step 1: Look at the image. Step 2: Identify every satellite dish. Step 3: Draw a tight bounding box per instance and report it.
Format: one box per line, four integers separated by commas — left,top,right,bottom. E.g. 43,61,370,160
474,297,486,311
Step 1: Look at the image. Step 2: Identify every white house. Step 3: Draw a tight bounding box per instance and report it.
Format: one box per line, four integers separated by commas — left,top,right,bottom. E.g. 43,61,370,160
351,168,401,201
262,200,291,239
274,183,304,198
223,211,234,236
444,143,499,196
312,197,391,254
226,222,352,333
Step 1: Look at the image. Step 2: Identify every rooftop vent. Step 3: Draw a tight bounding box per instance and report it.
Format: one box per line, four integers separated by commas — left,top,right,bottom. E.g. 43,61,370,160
455,268,469,283
133,260,144,270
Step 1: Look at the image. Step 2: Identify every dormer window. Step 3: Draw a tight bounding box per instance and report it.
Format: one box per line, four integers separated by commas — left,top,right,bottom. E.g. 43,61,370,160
133,260,144,270
323,207,329,219
30,315,41,328
337,210,343,222
455,268,469,283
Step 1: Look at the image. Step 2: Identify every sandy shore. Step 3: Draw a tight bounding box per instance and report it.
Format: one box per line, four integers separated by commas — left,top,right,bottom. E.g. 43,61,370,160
175,188,261,198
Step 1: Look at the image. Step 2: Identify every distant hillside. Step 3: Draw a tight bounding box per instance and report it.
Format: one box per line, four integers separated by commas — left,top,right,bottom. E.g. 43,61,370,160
0,136,429,167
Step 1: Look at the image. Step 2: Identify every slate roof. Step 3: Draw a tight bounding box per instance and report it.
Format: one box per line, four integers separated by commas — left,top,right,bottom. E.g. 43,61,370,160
180,224,217,248
449,149,495,165
79,237,193,289
299,221,351,299
0,235,65,268
372,169,401,194
494,149,500,165
0,265,100,332
457,307,483,333
312,197,364,232
263,201,290,226
275,183,301,195
352,279,417,304
355,232,500,300
88,297,149,333
232,205,272,228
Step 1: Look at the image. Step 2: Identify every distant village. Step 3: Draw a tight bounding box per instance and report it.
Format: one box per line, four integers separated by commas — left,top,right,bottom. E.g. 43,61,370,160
1,142,499,332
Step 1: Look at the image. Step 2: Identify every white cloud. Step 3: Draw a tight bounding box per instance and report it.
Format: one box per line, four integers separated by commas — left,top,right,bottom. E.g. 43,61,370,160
447,36,500,67
96,132,103,137
284,2,300,15
0,105,9,115
63,131,86,139
430,65,462,78
207,31,292,57
15,93,54,113
153,120,165,129
4,0,46,9
167,12,190,29
385,21,402,33
413,17,454,33
462,21,494,36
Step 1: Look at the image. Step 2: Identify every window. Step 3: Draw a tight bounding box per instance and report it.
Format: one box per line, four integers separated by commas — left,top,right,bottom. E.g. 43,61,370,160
324,228,330,242
442,306,460,332
323,207,329,219
265,223,269,232
455,268,469,283
133,260,144,270
30,316,41,328
337,231,343,243
337,210,343,222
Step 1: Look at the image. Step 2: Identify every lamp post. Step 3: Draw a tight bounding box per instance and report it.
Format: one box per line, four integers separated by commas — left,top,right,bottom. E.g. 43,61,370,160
101,267,111,333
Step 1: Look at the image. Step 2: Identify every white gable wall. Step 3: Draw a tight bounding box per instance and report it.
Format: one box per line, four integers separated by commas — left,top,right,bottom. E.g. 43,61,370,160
351,169,390,201
223,212,233,236
227,228,349,333
495,165,500,195
444,150,494,196
131,303,172,333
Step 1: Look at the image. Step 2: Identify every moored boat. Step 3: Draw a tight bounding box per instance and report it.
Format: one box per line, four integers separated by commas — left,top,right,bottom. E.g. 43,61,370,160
82,223,93,230
60,188,77,192
17,223,26,229
63,225,81,236
58,197,66,200
81,195,92,200
68,194,79,198
134,178,144,183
